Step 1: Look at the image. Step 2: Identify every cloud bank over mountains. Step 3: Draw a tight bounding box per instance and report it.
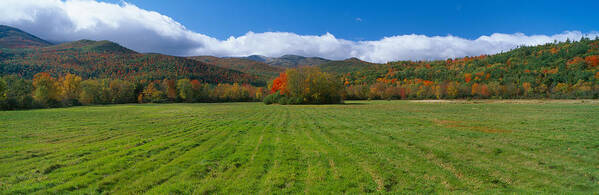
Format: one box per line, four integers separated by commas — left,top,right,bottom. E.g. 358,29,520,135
1,0,598,63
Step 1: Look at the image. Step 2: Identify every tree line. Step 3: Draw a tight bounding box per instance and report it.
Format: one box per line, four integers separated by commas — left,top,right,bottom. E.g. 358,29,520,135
344,79,599,100
0,73,265,110
2,38,599,109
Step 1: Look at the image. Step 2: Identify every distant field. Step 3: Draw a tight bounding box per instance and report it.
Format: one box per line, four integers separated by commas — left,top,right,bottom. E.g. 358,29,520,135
0,101,597,194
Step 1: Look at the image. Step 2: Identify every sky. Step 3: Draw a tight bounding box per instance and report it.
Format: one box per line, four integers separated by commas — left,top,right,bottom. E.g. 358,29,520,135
1,0,598,63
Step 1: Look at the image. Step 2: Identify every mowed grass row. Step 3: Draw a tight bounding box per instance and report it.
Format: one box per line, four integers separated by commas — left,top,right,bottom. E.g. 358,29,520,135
0,101,597,194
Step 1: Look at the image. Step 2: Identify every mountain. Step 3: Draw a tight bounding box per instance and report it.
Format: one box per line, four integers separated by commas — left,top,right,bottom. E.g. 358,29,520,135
243,55,269,63
189,56,284,79
242,54,330,68
318,57,376,74
0,26,264,85
0,40,262,84
0,25,52,48
191,55,378,78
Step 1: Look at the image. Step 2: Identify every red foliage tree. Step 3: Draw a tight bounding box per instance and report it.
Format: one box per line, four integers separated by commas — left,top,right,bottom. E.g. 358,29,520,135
480,84,489,97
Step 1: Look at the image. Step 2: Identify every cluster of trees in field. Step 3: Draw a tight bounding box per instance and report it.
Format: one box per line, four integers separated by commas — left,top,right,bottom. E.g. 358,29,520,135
0,73,265,110
342,37,599,99
264,67,343,104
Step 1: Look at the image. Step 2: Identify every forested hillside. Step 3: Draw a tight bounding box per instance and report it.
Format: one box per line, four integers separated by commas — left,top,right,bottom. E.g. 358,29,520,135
343,38,599,99
0,40,261,84
189,56,284,79
318,57,375,74
0,25,52,48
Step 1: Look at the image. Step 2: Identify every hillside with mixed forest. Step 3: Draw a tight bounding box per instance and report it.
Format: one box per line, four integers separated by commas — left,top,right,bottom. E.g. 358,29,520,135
0,25,52,48
0,27,261,84
340,38,599,99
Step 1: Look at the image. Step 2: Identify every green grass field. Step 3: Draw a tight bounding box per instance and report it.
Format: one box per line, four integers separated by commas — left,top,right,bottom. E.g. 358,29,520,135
1,101,598,194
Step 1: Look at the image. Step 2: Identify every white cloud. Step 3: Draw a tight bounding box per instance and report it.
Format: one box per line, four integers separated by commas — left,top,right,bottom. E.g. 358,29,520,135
0,0,597,63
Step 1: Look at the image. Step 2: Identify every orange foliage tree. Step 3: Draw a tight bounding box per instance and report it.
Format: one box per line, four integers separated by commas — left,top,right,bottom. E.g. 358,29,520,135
471,83,479,96
270,72,288,94
567,57,585,66
585,55,599,67
464,73,472,83
162,79,177,100
522,82,532,96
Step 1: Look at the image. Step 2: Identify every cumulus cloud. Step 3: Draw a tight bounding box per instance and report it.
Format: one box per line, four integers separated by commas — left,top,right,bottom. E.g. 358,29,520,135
1,0,597,63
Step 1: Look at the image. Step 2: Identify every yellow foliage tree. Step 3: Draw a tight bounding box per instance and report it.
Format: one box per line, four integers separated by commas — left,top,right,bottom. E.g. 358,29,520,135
59,73,82,102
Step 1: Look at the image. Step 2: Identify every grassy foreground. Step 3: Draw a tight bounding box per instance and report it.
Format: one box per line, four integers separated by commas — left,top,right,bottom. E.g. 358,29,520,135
0,101,597,194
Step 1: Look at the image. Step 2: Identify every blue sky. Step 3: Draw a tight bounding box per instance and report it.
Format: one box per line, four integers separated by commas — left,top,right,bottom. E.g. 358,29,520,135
101,0,599,41
1,0,598,62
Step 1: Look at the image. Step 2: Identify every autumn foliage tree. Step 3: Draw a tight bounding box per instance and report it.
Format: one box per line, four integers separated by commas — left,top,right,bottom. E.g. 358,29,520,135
141,82,165,103
270,72,287,94
177,79,193,102
464,73,472,83
162,79,178,100
109,80,135,104
585,55,599,67
32,72,60,107
59,73,82,105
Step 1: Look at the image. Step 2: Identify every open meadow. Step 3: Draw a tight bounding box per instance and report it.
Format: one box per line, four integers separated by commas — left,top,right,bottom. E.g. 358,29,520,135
0,100,598,194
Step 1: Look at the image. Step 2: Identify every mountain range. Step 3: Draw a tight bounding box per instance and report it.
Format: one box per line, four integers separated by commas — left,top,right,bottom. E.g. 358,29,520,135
241,54,331,68
1,24,597,91
0,25,375,85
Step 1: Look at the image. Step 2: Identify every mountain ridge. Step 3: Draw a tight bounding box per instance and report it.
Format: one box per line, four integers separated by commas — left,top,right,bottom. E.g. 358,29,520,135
188,56,285,79
240,54,331,68
0,26,263,85
0,25,52,48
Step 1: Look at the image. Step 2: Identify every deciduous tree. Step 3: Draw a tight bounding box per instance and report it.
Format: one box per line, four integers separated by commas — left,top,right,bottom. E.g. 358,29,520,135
177,79,193,102
32,73,60,106
79,80,102,105
59,73,82,104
